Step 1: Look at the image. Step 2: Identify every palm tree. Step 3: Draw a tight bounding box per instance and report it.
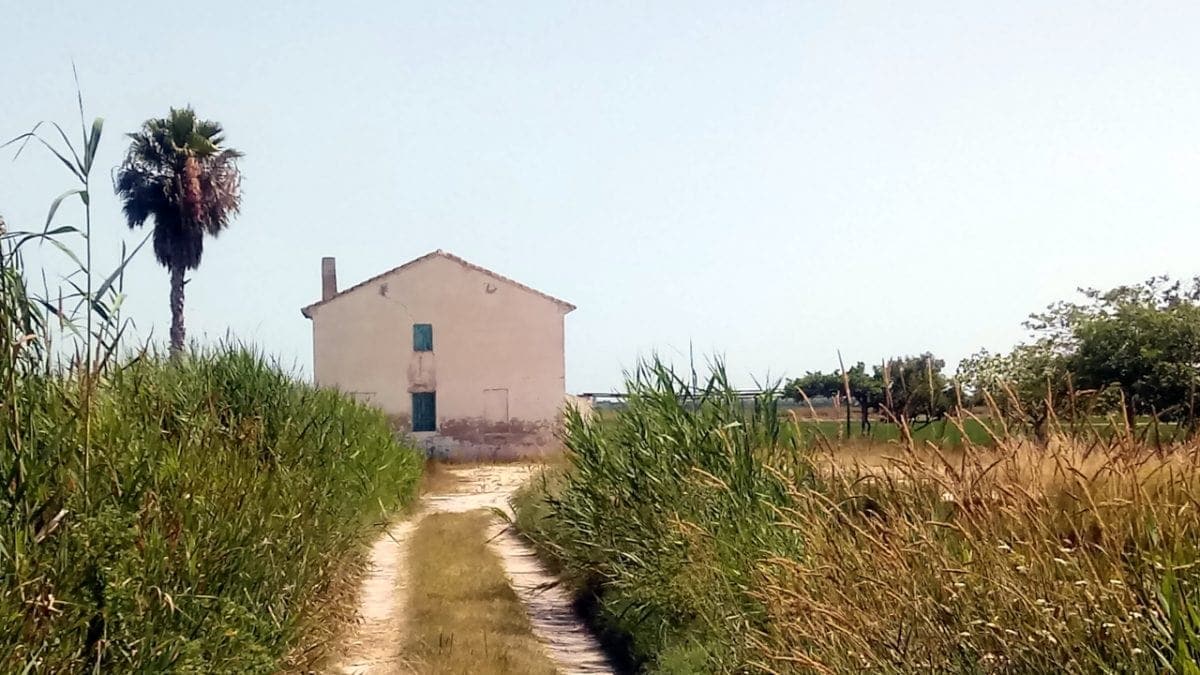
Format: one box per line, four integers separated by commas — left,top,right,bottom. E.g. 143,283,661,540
114,107,242,357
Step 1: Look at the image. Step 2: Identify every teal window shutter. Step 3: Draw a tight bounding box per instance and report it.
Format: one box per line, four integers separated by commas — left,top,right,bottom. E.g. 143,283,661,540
413,323,433,351
412,392,436,432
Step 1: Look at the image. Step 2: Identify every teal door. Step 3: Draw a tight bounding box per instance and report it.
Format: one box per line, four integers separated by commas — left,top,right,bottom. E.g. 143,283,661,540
412,392,436,432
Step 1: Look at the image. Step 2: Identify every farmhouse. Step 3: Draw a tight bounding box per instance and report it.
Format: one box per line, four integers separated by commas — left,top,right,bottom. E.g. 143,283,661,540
301,250,575,459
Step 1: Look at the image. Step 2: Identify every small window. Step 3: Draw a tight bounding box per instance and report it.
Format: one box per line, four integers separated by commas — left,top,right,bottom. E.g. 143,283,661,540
412,392,436,432
413,323,433,351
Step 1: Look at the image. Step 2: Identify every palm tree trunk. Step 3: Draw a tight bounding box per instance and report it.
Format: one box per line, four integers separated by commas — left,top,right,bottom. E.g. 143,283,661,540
169,265,185,358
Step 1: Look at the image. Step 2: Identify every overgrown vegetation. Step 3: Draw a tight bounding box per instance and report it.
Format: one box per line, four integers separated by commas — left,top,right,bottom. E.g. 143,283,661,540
517,360,1200,673
1,343,423,672
406,510,558,674
2,95,422,672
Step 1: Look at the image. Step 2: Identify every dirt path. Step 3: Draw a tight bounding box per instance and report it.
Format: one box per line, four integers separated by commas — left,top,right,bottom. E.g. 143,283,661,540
333,520,418,674
333,464,615,675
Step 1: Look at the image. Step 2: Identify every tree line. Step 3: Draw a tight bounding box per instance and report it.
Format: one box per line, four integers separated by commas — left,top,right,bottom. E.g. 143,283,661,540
784,276,1200,438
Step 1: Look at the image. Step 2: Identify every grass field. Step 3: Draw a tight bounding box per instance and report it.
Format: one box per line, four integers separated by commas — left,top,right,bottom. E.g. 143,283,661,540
785,417,995,447
785,415,1190,449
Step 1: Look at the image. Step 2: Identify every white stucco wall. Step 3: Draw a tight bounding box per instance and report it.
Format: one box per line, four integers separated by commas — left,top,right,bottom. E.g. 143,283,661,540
305,253,571,432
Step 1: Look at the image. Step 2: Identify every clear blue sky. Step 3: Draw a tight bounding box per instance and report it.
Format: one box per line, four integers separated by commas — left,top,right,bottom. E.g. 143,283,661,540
2,2,1198,392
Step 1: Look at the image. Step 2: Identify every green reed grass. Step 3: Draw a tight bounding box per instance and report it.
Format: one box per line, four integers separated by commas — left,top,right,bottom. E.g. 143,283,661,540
0,337,424,672
516,359,1200,674
2,96,423,672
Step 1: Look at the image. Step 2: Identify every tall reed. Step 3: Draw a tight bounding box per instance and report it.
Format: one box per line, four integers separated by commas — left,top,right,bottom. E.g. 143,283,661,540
517,359,1200,673
1,94,424,672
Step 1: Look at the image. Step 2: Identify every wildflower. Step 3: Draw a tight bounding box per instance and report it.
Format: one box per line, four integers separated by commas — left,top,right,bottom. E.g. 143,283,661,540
941,491,957,503
1132,648,1145,656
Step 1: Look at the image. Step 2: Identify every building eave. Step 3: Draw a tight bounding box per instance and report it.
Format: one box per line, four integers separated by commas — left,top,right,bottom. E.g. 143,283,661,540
298,250,576,317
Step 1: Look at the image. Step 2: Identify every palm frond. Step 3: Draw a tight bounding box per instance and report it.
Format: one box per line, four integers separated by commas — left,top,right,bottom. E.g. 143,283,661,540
114,106,243,270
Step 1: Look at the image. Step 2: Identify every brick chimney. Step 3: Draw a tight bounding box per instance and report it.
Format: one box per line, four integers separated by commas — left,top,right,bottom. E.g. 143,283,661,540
321,257,337,301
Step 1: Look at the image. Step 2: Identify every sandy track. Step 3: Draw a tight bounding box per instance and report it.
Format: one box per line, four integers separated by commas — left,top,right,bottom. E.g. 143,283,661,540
333,464,614,675
333,520,417,674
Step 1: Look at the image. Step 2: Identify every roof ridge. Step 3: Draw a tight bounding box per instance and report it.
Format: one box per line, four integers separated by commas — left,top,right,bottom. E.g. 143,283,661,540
301,250,575,317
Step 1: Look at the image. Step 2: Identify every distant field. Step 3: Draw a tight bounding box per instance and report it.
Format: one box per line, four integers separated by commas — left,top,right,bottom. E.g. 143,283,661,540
783,416,1189,448
783,418,994,447
592,403,1189,448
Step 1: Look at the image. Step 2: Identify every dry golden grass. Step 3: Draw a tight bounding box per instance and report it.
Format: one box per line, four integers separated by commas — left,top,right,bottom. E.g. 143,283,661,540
404,510,557,675
748,437,1200,673
421,459,465,496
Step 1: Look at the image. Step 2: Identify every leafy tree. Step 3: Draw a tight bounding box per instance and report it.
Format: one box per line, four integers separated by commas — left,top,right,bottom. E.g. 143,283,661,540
783,371,841,401
875,354,952,425
963,276,1200,435
957,344,1071,438
1070,285,1200,423
114,107,243,357
784,363,886,434
845,363,885,432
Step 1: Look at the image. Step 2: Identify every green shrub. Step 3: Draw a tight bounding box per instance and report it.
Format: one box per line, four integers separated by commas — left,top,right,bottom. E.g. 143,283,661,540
3,100,422,672
1,338,422,670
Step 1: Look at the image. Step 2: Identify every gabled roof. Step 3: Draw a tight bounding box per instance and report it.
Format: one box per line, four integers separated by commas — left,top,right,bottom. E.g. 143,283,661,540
301,250,576,318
